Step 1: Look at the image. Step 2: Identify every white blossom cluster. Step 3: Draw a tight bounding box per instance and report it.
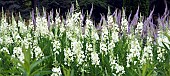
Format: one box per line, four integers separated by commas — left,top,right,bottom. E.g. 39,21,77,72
135,22,143,34
52,40,61,54
0,47,10,54
51,67,62,76
126,38,141,67
91,51,100,65
157,47,166,62
110,55,125,75
156,31,169,62
33,46,44,60
157,31,170,48
140,45,153,64
64,48,73,66
12,47,24,63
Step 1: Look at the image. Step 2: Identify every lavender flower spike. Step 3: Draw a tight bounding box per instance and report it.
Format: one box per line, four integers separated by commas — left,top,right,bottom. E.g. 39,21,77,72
117,10,122,26
89,4,93,18
32,10,36,30
127,11,132,34
159,0,168,31
130,6,139,27
148,6,155,21
114,9,121,27
70,4,74,15
141,20,148,38
47,13,50,30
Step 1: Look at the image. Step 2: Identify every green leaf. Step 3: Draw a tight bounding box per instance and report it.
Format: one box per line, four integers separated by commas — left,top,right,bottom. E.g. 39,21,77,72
30,56,50,72
31,65,51,76
137,66,142,76
36,70,52,76
12,58,24,67
17,66,27,75
70,69,74,76
164,33,170,41
162,42,170,51
142,64,147,76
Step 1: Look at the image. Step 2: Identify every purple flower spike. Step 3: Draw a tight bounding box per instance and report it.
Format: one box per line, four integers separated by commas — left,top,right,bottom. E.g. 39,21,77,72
167,15,170,29
80,11,85,27
158,0,169,31
117,10,122,26
148,6,155,21
43,11,46,18
127,11,132,34
99,14,103,26
130,6,139,27
112,10,116,16
142,5,154,38
51,9,54,20
149,20,156,37
89,4,93,18
47,13,50,29
114,9,118,19
80,10,84,21
32,10,36,30
162,0,168,18
157,17,164,30
128,11,132,23
151,19,158,40
141,20,148,38
70,4,74,15
114,9,121,27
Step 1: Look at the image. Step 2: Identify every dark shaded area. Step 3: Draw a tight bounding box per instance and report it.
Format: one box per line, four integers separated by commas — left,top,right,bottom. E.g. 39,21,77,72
0,0,169,24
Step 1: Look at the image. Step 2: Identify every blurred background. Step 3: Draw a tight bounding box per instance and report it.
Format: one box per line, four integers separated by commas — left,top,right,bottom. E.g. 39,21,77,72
0,0,169,22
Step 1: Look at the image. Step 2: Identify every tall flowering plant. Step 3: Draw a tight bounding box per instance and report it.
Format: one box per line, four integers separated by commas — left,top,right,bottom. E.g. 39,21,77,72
0,4,170,76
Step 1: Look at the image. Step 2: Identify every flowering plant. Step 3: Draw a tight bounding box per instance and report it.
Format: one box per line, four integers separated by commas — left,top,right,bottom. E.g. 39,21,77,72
0,5,170,76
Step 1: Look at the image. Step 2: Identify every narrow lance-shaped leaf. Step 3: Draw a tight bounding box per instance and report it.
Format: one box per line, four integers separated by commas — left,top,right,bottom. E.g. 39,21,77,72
30,56,50,72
